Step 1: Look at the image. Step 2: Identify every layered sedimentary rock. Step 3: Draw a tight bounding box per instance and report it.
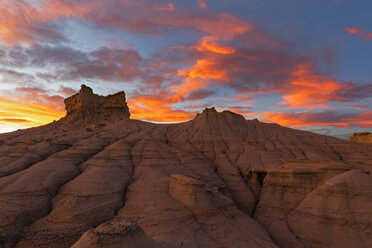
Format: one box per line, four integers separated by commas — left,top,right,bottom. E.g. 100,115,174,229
249,162,357,248
0,86,371,248
287,169,372,248
62,84,130,124
350,132,372,144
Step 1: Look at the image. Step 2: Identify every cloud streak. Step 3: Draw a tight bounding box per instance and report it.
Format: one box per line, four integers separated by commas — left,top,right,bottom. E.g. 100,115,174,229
0,98,64,127
262,110,372,128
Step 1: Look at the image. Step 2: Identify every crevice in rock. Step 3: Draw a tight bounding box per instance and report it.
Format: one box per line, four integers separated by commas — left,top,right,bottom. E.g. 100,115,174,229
325,140,344,162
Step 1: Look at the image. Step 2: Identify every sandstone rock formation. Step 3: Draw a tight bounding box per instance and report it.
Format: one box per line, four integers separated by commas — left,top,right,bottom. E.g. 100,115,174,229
0,85,371,248
350,132,372,144
62,84,130,125
287,169,372,248
249,162,357,248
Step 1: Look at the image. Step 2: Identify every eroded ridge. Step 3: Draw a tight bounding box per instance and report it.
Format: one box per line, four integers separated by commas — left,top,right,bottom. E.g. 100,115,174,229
0,87,371,248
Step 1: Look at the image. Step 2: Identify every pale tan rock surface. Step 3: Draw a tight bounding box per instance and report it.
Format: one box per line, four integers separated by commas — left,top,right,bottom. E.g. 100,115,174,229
350,132,372,144
0,85,371,248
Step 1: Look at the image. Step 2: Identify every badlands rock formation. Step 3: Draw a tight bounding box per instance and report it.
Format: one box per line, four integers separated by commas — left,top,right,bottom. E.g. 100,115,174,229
63,84,130,124
0,85,371,248
350,132,372,144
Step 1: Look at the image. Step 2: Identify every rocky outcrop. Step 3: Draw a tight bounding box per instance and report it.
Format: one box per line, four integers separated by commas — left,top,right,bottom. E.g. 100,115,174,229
288,169,372,248
249,162,354,248
72,218,160,248
0,89,371,247
169,174,217,214
62,84,130,124
349,132,372,144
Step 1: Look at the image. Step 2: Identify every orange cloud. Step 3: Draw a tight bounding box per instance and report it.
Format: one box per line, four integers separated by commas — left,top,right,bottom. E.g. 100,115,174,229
261,110,372,128
0,98,65,128
0,0,93,45
344,110,372,128
128,95,194,122
177,59,230,81
196,39,235,54
148,12,253,41
3,87,65,111
0,0,255,46
278,64,342,108
0,1,39,45
0,87,67,131
344,26,372,40
168,59,230,103
262,112,347,127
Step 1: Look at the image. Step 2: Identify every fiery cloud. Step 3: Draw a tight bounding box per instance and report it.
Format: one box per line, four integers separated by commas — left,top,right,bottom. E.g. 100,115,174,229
0,98,64,128
0,0,93,45
196,39,236,55
278,64,343,108
262,110,372,128
0,0,253,45
2,87,65,111
129,95,194,122
0,86,66,129
344,110,372,128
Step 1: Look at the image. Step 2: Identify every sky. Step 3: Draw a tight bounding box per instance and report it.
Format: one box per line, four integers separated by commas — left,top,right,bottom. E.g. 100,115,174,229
0,0,371,138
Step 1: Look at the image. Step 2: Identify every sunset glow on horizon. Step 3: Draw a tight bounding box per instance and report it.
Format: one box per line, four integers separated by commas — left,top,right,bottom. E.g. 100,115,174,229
0,0,371,138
